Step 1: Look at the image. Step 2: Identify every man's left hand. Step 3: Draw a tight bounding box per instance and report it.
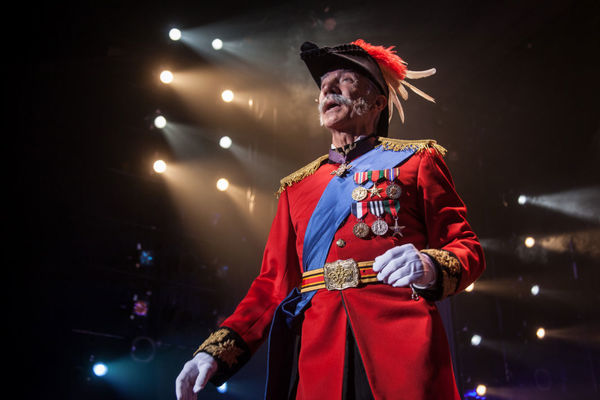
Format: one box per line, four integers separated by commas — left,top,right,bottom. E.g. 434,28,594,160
373,244,437,289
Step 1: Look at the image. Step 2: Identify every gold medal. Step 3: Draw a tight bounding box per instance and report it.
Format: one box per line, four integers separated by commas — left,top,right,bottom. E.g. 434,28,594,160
386,183,402,199
353,221,370,238
351,186,368,201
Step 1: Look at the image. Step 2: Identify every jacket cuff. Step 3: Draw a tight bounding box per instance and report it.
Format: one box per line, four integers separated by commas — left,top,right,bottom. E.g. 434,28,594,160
193,326,251,386
419,249,462,300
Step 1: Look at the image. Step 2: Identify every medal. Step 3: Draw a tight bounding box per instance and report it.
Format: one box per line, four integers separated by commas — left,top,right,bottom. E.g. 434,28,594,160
351,202,370,238
368,186,383,198
386,183,402,199
386,200,405,237
331,162,352,177
368,201,388,236
353,222,370,238
371,219,389,236
351,186,368,201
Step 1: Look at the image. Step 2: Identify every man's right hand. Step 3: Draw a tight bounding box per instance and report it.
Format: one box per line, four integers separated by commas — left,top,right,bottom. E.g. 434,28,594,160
175,352,218,400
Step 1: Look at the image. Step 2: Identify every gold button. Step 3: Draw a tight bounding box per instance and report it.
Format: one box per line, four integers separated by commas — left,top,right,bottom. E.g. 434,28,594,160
336,238,346,247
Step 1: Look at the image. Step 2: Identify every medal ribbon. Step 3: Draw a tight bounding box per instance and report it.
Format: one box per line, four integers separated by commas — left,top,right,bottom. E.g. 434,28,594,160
350,201,368,219
367,200,385,218
384,199,401,218
354,167,401,184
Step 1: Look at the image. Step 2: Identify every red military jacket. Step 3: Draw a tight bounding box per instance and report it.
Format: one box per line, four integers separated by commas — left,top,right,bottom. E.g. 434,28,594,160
194,138,485,399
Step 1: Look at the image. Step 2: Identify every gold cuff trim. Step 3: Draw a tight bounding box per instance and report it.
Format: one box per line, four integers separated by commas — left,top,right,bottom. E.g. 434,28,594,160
376,138,447,157
194,328,246,368
421,248,461,299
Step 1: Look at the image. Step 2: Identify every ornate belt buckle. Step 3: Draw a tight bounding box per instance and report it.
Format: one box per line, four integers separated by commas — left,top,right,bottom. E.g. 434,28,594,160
323,259,360,291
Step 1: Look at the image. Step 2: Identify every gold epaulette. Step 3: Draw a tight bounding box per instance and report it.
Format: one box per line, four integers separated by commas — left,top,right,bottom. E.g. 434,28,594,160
276,154,329,197
376,137,447,157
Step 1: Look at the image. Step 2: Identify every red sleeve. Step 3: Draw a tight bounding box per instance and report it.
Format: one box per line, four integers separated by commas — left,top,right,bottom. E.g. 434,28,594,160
417,148,485,298
220,188,302,353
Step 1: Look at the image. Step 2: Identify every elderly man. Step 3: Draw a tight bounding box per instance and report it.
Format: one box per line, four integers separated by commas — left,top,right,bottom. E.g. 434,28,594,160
176,40,485,400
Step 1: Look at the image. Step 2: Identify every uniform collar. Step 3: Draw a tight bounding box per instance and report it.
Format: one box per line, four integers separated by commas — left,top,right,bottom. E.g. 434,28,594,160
328,135,377,164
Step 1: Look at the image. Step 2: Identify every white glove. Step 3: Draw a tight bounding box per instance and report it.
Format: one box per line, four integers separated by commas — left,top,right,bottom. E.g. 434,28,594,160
372,243,437,289
175,352,218,400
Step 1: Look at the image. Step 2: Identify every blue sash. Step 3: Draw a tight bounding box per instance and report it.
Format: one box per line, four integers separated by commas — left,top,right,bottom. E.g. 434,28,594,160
264,145,417,399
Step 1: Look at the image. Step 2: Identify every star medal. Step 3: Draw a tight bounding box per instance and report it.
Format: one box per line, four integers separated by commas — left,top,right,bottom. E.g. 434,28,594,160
368,185,383,198
368,201,388,236
351,202,370,238
385,183,402,199
387,200,405,237
351,186,368,201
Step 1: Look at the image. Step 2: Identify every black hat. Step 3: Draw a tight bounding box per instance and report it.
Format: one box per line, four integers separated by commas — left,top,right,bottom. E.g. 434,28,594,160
300,40,437,137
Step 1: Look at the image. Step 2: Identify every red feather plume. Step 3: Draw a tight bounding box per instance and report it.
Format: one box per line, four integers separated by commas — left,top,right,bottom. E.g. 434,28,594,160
351,39,407,81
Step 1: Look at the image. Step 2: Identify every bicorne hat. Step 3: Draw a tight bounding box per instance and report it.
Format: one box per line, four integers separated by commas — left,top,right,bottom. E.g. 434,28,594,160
300,39,436,137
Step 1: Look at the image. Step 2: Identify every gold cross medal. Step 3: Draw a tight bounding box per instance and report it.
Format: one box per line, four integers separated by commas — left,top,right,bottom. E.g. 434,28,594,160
331,162,352,177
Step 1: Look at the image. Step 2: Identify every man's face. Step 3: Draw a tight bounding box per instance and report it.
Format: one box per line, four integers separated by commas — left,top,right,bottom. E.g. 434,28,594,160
318,69,379,131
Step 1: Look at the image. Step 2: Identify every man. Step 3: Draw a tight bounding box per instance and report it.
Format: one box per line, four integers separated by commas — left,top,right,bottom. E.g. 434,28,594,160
176,39,485,400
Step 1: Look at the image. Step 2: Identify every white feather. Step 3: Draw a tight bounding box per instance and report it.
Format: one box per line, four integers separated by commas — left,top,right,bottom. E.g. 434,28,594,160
400,80,436,103
405,68,436,79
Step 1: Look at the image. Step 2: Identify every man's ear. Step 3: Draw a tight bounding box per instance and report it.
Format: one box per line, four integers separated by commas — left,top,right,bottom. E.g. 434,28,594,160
374,94,388,112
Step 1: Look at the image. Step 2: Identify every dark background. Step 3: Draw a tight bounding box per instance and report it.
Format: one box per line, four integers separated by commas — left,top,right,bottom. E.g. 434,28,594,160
15,0,599,399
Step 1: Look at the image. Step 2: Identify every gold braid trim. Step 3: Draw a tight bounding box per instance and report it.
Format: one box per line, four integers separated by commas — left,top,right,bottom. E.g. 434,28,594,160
376,138,447,157
421,249,461,299
276,154,329,197
193,328,247,368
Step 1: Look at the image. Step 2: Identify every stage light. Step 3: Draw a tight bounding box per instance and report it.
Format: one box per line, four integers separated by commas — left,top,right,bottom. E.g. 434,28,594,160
531,284,540,296
212,38,223,50
153,160,167,173
160,70,174,84
169,28,181,41
216,178,229,191
465,282,475,292
216,382,227,393
219,136,232,149
93,362,108,377
525,237,535,248
471,334,482,346
518,194,527,205
476,384,487,396
221,90,234,103
154,115,167,129
536,327,546,339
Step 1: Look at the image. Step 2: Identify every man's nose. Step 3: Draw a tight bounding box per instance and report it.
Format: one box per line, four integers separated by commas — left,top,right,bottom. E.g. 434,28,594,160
321,81,340,96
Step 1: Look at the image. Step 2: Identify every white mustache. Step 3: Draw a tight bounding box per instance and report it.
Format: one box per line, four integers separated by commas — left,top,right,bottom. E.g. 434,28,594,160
318,94,353,114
